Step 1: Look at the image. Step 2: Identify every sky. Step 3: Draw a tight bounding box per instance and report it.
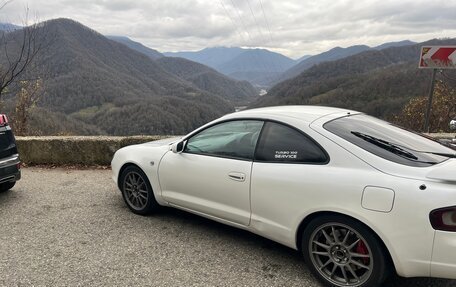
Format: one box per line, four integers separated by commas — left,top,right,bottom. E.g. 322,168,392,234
1,0,455,58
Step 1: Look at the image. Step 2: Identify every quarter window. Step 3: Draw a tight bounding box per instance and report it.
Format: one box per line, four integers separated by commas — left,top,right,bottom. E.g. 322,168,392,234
185,120,264,160
255,122,328,163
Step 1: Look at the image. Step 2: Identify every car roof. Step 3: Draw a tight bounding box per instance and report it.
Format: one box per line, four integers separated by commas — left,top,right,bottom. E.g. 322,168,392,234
223,105,359,123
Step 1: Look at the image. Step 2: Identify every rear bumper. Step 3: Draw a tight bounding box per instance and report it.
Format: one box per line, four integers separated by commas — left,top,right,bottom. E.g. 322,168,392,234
0,154,21,183
431,231,456,279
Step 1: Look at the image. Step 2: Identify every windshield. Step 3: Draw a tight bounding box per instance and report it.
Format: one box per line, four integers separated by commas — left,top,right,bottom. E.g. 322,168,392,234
324,114,455,167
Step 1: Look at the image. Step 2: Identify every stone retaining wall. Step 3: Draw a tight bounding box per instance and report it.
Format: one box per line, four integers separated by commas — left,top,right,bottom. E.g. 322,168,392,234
15,133,455,166
16,136,170,165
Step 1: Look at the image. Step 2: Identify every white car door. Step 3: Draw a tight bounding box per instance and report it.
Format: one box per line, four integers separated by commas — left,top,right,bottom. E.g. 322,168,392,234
158,120,264,226
249,121,330,245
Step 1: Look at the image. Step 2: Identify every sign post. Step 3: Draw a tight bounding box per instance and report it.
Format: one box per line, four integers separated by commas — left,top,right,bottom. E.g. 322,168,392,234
423,69,437,133
419,46,456,132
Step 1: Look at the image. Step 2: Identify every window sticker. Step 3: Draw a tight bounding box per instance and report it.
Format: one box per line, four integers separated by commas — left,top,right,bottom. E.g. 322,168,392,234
274,150,298,159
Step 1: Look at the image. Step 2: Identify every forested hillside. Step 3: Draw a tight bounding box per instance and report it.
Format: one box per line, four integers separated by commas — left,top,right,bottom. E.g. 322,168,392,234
1,19,237,135
156,57,258,105
373,40,415,50
276,45,371,83
107,36,164,60
275,41,416,84
251,39,456,119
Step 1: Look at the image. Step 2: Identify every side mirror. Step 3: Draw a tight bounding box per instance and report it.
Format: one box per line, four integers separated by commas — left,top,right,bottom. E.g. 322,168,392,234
171,141,185,153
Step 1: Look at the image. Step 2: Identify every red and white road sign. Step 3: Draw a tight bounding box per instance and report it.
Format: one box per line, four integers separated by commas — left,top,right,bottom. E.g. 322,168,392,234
419,46,456,69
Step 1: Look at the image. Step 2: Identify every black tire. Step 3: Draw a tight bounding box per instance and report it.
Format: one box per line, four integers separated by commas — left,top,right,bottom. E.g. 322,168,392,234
0,181,15,193
119,166,159,215
301,214,390,287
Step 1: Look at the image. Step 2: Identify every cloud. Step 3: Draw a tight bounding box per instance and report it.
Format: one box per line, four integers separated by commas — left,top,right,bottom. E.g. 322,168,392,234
1,0,455,58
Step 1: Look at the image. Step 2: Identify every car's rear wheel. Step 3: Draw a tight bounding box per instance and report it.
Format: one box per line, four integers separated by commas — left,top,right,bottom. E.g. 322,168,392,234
0,181,15,193
119,166,159,215
302,215,389,287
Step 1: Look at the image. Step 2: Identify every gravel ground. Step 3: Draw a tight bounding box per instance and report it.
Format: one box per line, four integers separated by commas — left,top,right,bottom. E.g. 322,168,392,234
0,167,455,287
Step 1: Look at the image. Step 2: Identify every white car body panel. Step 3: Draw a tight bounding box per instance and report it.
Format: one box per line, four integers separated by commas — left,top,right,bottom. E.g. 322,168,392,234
159,152,252,225
432,230,456,277
111,106,456,280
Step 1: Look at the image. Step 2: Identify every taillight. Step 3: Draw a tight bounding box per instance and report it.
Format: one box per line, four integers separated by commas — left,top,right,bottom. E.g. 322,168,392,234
430,206,456,232
0,114,8,126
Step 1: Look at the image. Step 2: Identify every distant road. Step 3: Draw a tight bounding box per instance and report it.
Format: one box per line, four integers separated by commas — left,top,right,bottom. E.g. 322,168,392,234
0,168,454,286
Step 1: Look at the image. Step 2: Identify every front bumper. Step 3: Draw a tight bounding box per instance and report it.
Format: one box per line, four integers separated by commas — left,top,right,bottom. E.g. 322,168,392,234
431,231,456,279
0,154,21,183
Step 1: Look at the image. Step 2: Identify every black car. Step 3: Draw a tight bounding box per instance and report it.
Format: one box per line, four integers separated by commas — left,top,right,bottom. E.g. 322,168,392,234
0,114,20,192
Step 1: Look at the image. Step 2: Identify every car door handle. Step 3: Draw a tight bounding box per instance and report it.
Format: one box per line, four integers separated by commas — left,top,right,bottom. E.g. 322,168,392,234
228,172,246,182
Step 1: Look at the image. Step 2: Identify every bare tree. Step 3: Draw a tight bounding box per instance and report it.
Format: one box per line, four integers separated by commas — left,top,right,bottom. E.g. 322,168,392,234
0,5,46,101
12,78,42,135
392,78,456,133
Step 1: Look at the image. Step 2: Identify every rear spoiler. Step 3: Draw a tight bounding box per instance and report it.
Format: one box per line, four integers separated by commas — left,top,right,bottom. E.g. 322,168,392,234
427,159,456,182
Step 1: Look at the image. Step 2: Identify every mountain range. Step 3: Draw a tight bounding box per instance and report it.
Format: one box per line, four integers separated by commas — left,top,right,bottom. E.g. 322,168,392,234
164,47,245,69
0,19,257,135
106,35,164,60
275,45,371,84
250,38,456,120
267,40,416,84
0,23,21,31
165,47,296,87
164,40,415,87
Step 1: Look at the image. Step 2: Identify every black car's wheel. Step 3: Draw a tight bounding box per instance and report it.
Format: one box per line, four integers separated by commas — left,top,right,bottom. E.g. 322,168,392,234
119,166,159,215
302,214,390,287
0,181,15,193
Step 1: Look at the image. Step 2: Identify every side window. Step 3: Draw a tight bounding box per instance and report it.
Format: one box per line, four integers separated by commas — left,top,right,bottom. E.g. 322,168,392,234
185,120,264,160
255,122,328,163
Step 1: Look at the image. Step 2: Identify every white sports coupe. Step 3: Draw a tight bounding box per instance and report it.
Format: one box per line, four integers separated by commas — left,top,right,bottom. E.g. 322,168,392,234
111,106,456,287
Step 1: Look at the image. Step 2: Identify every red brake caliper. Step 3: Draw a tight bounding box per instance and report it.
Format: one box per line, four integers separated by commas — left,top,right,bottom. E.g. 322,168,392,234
356,240,369,264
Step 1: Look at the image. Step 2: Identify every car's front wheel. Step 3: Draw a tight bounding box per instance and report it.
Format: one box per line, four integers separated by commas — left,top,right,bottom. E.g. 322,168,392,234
119,166,159,215
301,214,390,287
0,181,15,193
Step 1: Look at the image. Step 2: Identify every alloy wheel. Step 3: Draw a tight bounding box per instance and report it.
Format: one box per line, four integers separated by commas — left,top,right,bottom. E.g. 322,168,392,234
308,222,374,286
123,171,149,210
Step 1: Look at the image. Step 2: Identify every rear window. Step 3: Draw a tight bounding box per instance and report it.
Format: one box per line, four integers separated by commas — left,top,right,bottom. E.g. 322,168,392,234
324,114,455,167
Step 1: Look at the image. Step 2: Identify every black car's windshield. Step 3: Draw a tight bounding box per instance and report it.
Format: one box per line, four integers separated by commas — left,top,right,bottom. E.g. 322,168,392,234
324,114,455,167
